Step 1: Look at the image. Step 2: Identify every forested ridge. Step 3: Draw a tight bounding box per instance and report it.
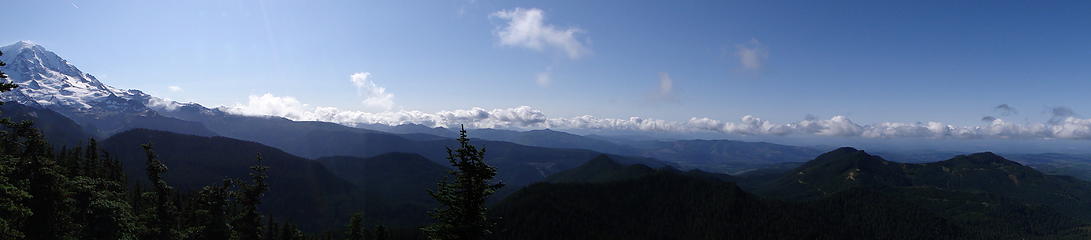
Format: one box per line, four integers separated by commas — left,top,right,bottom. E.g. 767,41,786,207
493,156,1091,240
0,120,453,239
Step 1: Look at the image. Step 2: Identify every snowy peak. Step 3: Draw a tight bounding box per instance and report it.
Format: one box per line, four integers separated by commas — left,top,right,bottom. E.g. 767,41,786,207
0,40,157,113
0,41,219,136
0,40,121,109
1,40,42,55
1,40,95,84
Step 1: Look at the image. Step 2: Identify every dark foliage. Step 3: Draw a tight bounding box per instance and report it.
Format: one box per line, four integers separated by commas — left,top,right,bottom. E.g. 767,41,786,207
318,153,448,226
100,129,360,231
491,151,1091,240
237,155,270,240
761,147,1091,222
494,164,1091,240
422,126,504,240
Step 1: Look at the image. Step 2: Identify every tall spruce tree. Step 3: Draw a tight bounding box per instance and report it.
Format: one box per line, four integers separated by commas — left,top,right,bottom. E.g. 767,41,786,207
345,212,366,240
142,144,181,240
195,179,235,240
265,216,279,240
101,151,126,190
236,154,269,240
71,175,138,240
62,140,138,240
11,117,79,240
0,154,29,239
422,125,504,240
0,50,16,92
373,225,388,240
279,222,304,240
83,138,99,177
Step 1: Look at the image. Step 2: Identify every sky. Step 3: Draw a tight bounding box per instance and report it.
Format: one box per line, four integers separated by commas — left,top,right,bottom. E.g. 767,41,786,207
4,0,1091,142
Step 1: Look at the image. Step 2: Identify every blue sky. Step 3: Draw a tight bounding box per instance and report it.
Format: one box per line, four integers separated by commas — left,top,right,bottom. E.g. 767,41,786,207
4,0,1091,133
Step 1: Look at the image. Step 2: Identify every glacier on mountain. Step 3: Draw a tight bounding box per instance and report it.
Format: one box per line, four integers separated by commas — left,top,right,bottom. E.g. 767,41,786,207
0,40,213,136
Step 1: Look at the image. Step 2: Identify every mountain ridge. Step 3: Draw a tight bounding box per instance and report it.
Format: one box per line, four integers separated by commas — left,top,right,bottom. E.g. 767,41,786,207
760,147,1091,222
0,41,215,137
494,148,1091,239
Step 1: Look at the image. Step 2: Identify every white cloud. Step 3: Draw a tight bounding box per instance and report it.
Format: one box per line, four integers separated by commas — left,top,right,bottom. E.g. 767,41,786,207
1052,117,1091,139
168,85,183,92
686,114,1091,140
145,96,183,111
223,94,549,129
736,39,768,70
535,72,551,87
222,93,1091,140
491,8,590,59
225,93,315,121
349,72,395,111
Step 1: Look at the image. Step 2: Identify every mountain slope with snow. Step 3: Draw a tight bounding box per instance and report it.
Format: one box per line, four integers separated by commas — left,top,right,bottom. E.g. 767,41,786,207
0,41,213,137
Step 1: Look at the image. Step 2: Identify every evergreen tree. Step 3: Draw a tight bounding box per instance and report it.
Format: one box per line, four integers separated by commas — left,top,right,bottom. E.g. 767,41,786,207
373,225,388,240
84,138,100,177
0,50,16,93
236,154,269,240
142,144,180,240
0,155,29,239
422,125,504,240
195,179,235,240
17,124,79,240
101,151,126,190
71,175,138,240
0,113,69,240
50,140,136,240
265,216,279,240
279,222,304,240
0,49,31,239
344,212,366,240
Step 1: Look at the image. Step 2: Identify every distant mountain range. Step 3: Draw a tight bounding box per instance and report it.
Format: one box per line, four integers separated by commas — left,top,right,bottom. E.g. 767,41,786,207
494,152,1091,239
0,41,819,173
762,148,1091,221
357,123,825,174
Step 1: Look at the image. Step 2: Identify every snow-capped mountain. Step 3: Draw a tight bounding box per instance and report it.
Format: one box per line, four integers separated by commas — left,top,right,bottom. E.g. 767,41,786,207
1,41,138,109
0,41,213,137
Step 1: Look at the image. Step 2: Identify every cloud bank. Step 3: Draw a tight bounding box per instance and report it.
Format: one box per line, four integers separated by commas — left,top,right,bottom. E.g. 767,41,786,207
491,8,590,59
221,94,1091,140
